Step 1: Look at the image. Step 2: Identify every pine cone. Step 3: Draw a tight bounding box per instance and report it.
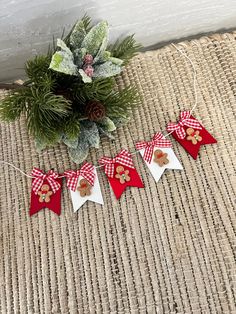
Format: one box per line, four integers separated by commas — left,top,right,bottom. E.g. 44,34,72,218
85,100,106,122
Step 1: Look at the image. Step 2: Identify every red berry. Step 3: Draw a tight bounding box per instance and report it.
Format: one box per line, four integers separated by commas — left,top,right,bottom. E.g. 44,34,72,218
84,65,94,77
83,54,93,65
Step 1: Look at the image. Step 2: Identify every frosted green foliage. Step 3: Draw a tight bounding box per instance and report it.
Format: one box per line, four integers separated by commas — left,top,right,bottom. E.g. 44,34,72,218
109,57,124,66
112,116,131,127
93,29,109,63
69,143,89,164
78,69,92,83
62,136,78,149
66,118,117,161
74,47,86,67
98,117,116,132
49,20,123,83
97,117,116,139
49,39,77,75
81,21,108,58
95,51,111,63
93,62,122,78
35,133,62,152
83,121,100,148
35,137,48,152
51,53,63,68
98,127,115,139
70,20,88,49
68,121,100,163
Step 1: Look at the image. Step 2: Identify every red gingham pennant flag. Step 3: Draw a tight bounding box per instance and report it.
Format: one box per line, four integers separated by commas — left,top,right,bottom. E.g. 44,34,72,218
167,111,202,139
30,168,62,216
167,111,217,159
136,132,172,163
31,168,61,195
99,149,144,199
64,162,95,192
99,149,135,178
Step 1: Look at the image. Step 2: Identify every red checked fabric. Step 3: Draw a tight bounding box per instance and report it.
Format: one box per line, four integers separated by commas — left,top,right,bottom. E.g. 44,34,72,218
167,111,202,139
31,168,61,194
136,132,172,163
167,113,217,159
64,162,95,192
99,149,135,178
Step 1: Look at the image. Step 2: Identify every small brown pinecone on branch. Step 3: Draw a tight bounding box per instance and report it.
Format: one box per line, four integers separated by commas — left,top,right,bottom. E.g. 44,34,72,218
85,100,106,122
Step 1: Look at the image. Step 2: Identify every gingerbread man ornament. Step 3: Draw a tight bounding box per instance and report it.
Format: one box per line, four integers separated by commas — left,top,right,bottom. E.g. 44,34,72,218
186,128,202,145
38,184,53,203
115,166,131,184
77,179,92,197
154,149,169,167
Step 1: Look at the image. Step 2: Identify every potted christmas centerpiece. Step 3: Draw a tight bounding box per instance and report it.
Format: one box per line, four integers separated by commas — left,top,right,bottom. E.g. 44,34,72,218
0,15,141,163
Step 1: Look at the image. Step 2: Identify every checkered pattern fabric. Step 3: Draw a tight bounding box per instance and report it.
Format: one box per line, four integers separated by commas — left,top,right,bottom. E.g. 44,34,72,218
167,111,202,139
99,149,135,178
31,168,61,195
136,132,172,163
64,162,95,192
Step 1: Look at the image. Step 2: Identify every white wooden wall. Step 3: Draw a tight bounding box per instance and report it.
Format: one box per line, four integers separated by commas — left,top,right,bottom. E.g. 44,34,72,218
1,0,236,81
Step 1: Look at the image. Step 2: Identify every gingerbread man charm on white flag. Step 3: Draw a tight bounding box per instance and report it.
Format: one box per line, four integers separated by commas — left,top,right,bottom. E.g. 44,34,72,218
136,132,183,182
64,163,103,212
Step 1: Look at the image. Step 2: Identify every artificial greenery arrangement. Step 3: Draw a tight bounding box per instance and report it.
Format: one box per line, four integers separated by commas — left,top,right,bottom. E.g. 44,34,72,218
0,15,141,163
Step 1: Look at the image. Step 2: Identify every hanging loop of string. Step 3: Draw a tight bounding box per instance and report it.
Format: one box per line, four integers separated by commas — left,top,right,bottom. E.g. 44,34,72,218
164,43,198,137
0,43,198,177
171,43,198,115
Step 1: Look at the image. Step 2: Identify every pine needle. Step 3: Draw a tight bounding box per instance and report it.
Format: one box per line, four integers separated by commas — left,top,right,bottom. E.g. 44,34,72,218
25,56,51,80
109,35,142,65
104,86,141,118
73,78,115,104
25,88,71,143
62,113,81,139
0,89,29,121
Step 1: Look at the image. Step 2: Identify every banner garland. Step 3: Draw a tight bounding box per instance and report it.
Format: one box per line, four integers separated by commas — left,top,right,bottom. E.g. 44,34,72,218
0,44,217,215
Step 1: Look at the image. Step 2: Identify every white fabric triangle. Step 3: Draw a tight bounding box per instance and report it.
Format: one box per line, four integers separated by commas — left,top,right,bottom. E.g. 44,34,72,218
69,168,104,212
139,147,183,182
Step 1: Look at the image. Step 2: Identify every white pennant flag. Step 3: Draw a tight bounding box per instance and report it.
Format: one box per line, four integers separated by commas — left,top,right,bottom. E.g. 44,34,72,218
139,147,183,182
68,168,104,212
64,162,103,212
136,132,183,182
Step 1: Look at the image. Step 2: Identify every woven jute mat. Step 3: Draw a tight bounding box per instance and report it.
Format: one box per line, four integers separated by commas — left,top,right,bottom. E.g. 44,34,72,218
0,32,236,314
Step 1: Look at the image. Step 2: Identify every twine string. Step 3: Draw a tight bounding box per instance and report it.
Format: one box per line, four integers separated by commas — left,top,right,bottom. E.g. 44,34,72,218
0,43,198,177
